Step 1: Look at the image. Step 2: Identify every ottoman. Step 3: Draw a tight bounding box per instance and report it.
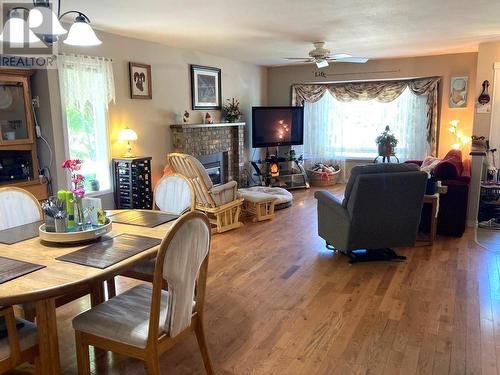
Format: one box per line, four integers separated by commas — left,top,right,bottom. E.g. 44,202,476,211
239,187,293,222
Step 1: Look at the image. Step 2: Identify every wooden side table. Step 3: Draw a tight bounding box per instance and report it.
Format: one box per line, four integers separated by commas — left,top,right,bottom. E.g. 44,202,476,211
423,193,439,244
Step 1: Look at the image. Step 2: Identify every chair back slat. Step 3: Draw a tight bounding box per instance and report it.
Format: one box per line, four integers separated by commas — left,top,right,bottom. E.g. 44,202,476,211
154,174,195,214
168,153,217,208
0,187,42,231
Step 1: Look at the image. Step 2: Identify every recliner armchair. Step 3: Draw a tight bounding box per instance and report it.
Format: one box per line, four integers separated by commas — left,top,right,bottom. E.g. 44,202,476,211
315,163,427,262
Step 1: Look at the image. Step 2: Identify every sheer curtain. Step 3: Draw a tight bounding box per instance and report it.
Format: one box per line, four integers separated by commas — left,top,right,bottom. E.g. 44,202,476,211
58,54,115,192
302,87,428,171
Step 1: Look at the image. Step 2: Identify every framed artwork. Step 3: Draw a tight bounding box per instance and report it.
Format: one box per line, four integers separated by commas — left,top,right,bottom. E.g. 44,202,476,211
449,76,468,108
129,62,152,99
190,65,221,110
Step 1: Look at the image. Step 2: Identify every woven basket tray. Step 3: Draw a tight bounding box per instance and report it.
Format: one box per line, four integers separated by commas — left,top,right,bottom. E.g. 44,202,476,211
306,169,341,187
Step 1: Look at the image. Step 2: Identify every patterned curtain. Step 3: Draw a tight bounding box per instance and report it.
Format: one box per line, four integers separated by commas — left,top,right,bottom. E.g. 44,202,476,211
291,77,440,156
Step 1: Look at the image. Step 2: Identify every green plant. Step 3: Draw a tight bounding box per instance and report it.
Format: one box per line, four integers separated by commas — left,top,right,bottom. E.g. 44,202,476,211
222,98,241,122
66,101,97,162
375,126,398,147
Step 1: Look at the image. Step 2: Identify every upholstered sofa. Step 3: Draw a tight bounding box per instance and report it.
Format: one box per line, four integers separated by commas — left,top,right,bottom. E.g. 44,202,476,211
406,149,471,237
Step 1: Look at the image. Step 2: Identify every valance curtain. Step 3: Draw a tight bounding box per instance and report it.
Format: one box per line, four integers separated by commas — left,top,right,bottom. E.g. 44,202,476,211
291,77,440,156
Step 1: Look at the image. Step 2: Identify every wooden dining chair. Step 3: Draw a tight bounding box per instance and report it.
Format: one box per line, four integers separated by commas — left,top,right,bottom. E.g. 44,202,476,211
0,306,39,373
73,211,214,374
168,152,244,234
0,188,103,320
107,173,196,297
0,187,43,231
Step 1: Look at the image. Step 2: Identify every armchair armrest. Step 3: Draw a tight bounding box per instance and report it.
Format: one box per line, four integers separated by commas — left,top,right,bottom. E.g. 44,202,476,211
404,160,423,167
314,191,351,250
210,180,238,206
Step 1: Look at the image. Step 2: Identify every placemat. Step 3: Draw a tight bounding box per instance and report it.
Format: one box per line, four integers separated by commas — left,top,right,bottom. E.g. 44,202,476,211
0,256,46,284
0,221,42,245
108,210,179,228
56,233,162,269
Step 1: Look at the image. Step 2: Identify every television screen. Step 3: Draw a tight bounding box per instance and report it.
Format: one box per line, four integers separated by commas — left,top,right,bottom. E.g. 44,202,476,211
252,106,304,148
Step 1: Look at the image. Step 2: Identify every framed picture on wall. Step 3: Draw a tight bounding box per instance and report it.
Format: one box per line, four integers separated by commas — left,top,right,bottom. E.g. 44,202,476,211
190,65,221,110
449,76,468,108
129,62,152,99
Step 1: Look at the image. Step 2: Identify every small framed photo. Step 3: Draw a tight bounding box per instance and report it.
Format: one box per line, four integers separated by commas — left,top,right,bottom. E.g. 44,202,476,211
129,62,152,99
190,65,221,110
449,76,468,108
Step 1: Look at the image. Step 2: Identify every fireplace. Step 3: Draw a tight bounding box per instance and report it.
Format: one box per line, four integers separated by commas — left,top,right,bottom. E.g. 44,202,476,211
197,152,228,186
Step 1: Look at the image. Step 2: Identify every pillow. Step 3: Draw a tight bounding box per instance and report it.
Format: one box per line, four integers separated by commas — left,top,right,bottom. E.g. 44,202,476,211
420,156,441,174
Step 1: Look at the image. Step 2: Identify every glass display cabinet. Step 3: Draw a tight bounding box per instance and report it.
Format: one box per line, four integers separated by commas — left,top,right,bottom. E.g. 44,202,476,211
0,68,48,200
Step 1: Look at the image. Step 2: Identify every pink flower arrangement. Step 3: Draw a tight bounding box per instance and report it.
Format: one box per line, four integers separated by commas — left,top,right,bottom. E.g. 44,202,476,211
62,159,85,197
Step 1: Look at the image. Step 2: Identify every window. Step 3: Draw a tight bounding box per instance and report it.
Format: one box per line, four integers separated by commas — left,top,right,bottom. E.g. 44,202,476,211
303,87,428,160
58,54,115,193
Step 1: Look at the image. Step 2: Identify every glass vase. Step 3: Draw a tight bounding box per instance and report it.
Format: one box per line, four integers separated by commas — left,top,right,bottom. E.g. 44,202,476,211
75,197,85,231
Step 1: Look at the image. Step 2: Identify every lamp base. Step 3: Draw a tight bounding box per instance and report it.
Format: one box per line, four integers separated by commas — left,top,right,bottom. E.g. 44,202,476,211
122,152,135,158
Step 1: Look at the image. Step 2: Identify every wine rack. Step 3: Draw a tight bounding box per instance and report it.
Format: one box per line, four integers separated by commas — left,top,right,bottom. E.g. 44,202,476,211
113,157,153,209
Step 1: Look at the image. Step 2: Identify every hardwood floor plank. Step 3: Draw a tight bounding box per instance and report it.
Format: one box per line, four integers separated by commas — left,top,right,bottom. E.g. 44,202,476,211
8,185,500,374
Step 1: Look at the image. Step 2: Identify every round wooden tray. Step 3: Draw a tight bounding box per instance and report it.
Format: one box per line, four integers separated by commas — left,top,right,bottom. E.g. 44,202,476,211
39,219,112,244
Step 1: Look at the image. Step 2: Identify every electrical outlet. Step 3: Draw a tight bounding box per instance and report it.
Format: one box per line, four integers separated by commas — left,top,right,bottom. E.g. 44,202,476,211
32,96,40,108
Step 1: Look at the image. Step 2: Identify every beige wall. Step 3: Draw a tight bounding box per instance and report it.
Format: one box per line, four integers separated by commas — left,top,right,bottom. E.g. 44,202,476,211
33,30,267,207
473,41,500,137
267,53,478,158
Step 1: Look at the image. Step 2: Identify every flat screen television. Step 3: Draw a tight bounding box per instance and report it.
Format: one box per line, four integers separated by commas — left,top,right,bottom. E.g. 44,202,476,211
252,106,304,148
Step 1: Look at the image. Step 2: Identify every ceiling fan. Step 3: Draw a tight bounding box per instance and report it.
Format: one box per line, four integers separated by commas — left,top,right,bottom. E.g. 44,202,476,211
285,41,369,68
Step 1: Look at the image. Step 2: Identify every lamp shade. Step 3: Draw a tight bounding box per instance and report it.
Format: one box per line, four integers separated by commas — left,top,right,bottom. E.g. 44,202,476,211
63,15,102,46
0,11,44,47
29,6,67,36
118,127,138,142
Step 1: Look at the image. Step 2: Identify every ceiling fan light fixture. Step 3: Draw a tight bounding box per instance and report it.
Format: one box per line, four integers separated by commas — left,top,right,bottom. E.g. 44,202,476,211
316,59,329,69
63,14,102,46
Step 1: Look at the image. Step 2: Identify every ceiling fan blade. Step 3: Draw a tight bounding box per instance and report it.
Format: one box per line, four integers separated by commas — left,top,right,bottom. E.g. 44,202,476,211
285,57,312,60
330,53,352,59
315,59,329,69
332,57,369,63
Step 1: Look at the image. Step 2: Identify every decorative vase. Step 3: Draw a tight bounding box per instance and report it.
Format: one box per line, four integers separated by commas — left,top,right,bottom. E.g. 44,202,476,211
90,179,100,191
225,115,240,123
75,197,85,231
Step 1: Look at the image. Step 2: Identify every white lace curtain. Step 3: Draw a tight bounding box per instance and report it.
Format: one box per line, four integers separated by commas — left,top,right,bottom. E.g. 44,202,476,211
57,53,115,109
299,88,428,178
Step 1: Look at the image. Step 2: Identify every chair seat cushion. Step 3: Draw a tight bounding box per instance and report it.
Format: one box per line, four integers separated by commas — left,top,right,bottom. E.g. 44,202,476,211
239,187,293,209
0,318,37,361
72,284,168,348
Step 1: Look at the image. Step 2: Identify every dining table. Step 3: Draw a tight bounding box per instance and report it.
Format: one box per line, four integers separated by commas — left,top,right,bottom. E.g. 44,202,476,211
0,210,176,375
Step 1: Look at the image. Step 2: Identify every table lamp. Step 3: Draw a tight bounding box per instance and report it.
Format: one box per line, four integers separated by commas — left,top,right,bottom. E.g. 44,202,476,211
118,127,138,157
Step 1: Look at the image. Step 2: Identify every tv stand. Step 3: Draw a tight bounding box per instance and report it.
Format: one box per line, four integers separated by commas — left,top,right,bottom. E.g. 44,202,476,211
251,153,309,190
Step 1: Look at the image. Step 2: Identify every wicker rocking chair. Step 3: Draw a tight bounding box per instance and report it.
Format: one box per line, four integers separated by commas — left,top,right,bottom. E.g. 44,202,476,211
167,153,244,233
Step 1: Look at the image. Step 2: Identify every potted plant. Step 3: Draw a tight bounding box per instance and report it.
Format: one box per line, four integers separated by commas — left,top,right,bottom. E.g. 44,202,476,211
222,98,241,123
375,126,398,157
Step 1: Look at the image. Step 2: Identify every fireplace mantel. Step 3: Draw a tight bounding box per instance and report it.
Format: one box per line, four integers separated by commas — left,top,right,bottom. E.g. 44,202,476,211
170,122,245,129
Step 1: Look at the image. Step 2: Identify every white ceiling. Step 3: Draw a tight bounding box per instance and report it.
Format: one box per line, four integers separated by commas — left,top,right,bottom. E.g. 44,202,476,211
64,0,500,65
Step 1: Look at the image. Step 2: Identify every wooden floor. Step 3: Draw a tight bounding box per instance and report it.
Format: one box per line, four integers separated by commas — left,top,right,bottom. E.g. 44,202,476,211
9,185,500,374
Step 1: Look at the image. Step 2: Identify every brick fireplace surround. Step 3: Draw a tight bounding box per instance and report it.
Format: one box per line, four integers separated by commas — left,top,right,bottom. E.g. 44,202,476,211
170,122,245,183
